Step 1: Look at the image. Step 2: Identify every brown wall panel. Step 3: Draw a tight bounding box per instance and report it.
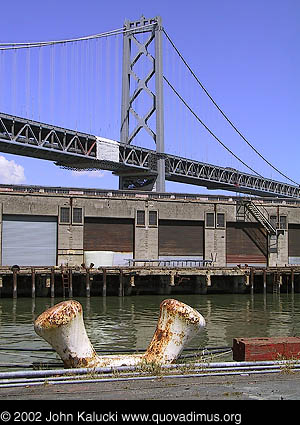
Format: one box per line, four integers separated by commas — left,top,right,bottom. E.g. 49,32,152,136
159,220,204,256
226,222,267,263
288,224,300,256
84,218,134,252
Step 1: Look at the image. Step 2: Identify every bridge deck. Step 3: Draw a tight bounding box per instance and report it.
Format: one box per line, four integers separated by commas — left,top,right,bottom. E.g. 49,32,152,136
0,112,299,198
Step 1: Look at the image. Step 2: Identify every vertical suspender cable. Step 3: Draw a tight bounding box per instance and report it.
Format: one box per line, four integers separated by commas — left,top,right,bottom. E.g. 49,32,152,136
38,46,42,122
134,34,139,146
90,39,95,135
183,57,188,159
12,49,17,116
0,50,3,112
106,35,111,137
50,44,54,124
85,40,89,133
172,44,179,156
88,39,92,134
80,40,85,131
98,37,103,136
73,42,77,131
177,53,183,157
102,37,107,137
87,40,91,134
75,41,79,131
114,34,120,141
62,42,67,128
84,40,88,133
26,48,31,119
78,42,82,131
95,38,100,137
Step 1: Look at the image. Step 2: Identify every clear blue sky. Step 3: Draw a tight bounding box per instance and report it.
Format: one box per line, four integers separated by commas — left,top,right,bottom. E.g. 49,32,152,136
0,0,299,195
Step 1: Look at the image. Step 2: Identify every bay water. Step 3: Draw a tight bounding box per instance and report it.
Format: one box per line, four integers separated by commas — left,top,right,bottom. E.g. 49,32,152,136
0,293,300,369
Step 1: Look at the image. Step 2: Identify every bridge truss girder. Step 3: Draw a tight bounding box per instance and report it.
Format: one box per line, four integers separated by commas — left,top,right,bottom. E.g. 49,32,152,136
0,112,299,199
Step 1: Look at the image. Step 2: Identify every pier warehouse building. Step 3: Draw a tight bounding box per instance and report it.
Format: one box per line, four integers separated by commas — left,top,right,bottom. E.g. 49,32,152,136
1,183,300,297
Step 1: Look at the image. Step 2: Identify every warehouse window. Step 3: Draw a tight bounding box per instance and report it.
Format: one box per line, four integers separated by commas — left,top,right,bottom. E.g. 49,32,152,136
279,215,287,230
216,213,225,228
149,211,158,227
136,210,145,226
270,215,277,229
60,207,71,224
205,212,215,228
73,207,83,225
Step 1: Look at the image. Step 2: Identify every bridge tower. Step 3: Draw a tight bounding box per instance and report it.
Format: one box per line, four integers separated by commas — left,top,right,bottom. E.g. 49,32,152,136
118,16,165,192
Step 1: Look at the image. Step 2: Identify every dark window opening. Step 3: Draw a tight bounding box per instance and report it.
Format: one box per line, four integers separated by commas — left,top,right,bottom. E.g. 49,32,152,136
149,211,158,226
216,213,225,228
136,210,145,226
206,212,215,228
73,207,83,224
279,216,287,230
60,207,70,224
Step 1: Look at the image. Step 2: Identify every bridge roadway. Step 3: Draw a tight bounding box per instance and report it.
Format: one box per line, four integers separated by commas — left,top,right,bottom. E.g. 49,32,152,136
0,112,299,198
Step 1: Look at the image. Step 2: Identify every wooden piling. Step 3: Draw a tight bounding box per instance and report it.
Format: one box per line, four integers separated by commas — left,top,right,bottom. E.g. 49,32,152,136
250,269,254,294
291,269,295,294
130,275,135,287
276,273,282,294
263,269,267,293
278,273,281,294
102,268,107,297
68,268,73,298
12,269,17,299
31,268,35,298
50,268,55,298
86,269,91,298
119,269,123,297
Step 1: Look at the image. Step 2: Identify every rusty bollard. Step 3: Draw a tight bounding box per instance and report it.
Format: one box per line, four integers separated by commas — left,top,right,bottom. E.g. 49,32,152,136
34,299,206,368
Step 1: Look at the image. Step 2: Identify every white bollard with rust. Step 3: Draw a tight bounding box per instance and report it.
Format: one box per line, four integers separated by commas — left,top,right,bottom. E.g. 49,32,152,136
34,298,206,368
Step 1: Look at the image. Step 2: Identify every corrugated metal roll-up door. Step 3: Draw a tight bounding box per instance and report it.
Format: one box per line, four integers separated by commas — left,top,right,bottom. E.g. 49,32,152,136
159,220,204,256
226,222,267,266
84,217,134,252
288,224,300,264
2,215,57,266
84,217,134,266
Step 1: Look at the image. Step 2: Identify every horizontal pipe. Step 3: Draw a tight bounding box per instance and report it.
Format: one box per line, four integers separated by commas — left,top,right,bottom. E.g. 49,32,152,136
180,349,231,359
0,359,299,381
0,348,231,371
0,364,34,369
0,346,232,353
1,363,299,387
1,367,299,389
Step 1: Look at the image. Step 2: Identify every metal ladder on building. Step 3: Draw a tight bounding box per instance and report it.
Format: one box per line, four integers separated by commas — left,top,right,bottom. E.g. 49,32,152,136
61,267,70,297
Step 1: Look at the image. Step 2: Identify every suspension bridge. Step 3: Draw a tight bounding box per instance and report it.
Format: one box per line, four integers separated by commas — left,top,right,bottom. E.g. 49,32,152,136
0,16,298,198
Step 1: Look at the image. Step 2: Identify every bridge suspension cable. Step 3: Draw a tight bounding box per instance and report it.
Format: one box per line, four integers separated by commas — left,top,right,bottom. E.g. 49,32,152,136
0,23,155,50
163,29,298,186
163,76,262,177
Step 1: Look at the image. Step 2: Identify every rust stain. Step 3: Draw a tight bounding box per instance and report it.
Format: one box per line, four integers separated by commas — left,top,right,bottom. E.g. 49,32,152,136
160,299,203,325
144,299,204,364
34,300,82,330
34,297,205,368
64,354,99,369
